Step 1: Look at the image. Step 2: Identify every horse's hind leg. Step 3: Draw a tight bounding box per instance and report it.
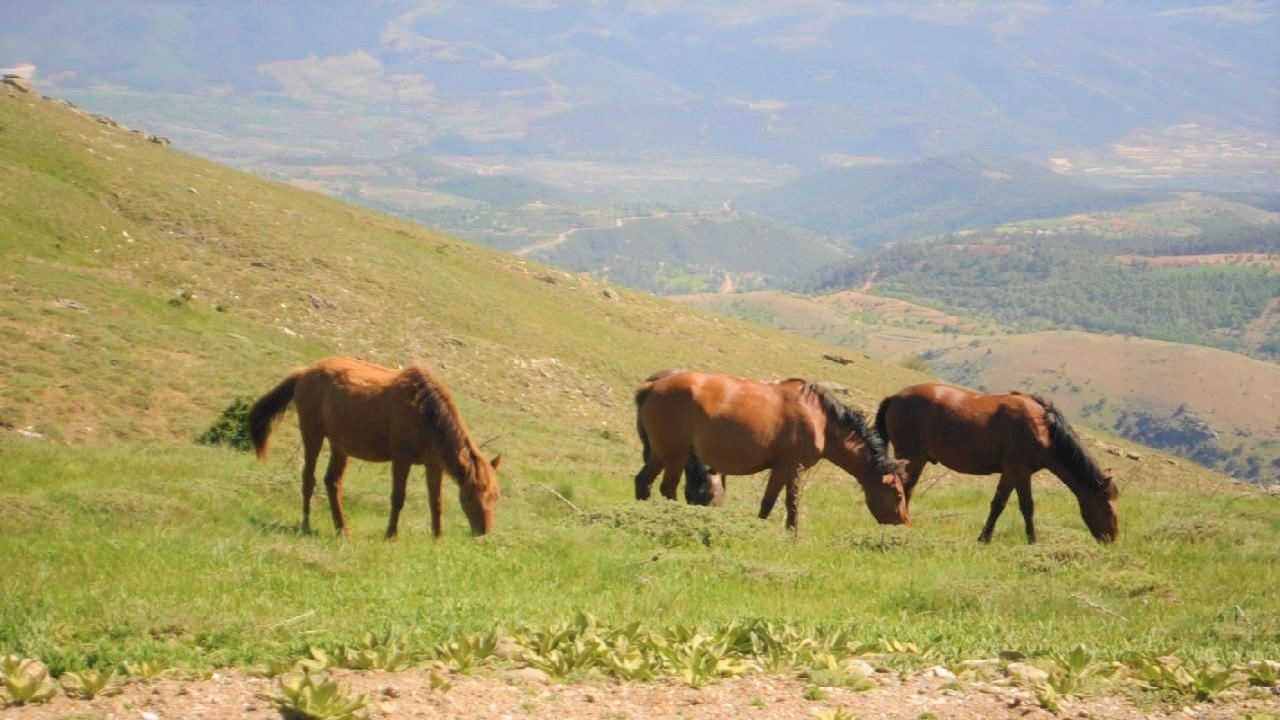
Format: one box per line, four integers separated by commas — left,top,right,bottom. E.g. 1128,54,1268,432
634,458,661,500
385,459,411,540
322,449,351,540
299,423,324,534
978,474,1016,544
658,461,684,501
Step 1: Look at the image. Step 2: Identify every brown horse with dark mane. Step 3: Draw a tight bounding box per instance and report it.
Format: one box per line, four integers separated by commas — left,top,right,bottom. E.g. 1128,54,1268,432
875,383,1118,544
633,371,909,531
248,356,502,539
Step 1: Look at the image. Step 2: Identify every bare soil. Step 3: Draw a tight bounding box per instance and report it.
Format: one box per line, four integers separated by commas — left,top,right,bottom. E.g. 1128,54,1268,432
4,667,1276,720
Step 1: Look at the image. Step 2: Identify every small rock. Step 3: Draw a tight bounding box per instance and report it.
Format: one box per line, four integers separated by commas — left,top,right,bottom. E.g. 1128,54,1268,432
493,635,522,660
845,658,876,676
1006,662,1049,683
927,665,956,680
602,288,619,301
507,667,550,684
140,712,160,720
13,426,43,439
52,298,89,312
1125,451,1142,461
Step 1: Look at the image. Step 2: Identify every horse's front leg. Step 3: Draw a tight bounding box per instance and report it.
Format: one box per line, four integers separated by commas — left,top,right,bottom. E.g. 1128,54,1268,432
385,459,411,540
902,458,927,505
783,472,804,532
425,463,445,539
1014,476,1036,544
978,474,1015,544
758,466,799,528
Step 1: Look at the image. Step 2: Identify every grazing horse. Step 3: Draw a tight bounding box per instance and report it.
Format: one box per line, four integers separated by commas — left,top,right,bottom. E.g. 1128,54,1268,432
633,371,909,530
247,356,502,539
875,383,1118,544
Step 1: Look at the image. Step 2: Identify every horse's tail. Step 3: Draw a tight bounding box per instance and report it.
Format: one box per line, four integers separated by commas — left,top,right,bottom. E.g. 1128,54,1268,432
874,395,893,451
634,383,654,463
1027,394,1111,495
248,367,303,460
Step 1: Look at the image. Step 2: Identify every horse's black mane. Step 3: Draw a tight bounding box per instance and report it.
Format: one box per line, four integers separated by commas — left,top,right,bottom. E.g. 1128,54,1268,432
1022,393,1116,498
804,382,899,475
405,364,492,490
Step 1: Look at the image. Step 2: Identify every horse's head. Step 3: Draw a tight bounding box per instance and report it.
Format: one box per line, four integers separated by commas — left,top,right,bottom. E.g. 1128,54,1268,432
1078,469,1119,543
460,452,503,536
860,461,910,526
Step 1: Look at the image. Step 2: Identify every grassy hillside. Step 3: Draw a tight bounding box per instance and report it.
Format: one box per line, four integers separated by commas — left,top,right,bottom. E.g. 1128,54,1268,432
3,84,1278,697
0,83,923,448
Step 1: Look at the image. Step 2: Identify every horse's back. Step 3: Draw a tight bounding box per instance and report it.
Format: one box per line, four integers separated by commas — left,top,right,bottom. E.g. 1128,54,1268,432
294,356,421,461
639,371,814,474
884,383,1047,472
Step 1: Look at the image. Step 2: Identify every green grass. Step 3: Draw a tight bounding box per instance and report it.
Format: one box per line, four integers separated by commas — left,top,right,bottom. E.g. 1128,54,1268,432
2,83,1277,701
2,436,1276,675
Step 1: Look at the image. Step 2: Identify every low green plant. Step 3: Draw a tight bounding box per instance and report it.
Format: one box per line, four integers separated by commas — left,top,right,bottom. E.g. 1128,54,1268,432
1244,660,1280,688
195,396,254,452
296,647,333,673
1042,644,1119,697
808,667,875,692
338,632,414,671
61,667,122,699
427,670,452,693
1129,654,1244,702
1,655,58,706
433,632,497,675
802,685,827,701
814,707,856,720
268,671,369,720
122,658,171,679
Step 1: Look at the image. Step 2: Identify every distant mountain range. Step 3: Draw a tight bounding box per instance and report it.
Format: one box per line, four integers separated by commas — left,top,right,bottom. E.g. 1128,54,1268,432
737,154,1163,248
5,1,1276,189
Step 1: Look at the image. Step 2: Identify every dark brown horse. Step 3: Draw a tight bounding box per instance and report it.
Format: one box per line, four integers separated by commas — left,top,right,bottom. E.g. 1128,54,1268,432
633,371,909,530
248,356,502,539
875,383,1118,544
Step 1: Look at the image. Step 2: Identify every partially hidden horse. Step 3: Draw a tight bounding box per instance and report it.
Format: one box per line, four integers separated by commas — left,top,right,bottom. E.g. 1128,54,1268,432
633,371,909,530
248,356,502,539
875,383,1118,544
643,369,726,508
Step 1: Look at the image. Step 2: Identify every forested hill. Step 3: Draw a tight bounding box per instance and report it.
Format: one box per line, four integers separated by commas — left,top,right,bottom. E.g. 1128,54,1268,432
805,198,1280,361
737,154,1161,248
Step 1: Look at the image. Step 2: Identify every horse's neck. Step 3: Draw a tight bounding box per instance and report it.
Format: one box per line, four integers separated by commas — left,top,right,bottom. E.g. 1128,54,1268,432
822,432,870,479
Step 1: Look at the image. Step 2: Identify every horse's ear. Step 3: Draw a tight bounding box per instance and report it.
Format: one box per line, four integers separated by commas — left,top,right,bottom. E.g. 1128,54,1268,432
490,453,503,471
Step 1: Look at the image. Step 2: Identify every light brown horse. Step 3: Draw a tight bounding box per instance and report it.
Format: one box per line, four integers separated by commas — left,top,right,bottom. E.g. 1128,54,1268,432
248,356,502,539
875,383,1118,544
633,371,909,531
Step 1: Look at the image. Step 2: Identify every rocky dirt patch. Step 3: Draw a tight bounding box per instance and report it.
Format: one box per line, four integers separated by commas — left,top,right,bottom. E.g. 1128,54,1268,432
4,667,1276,720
